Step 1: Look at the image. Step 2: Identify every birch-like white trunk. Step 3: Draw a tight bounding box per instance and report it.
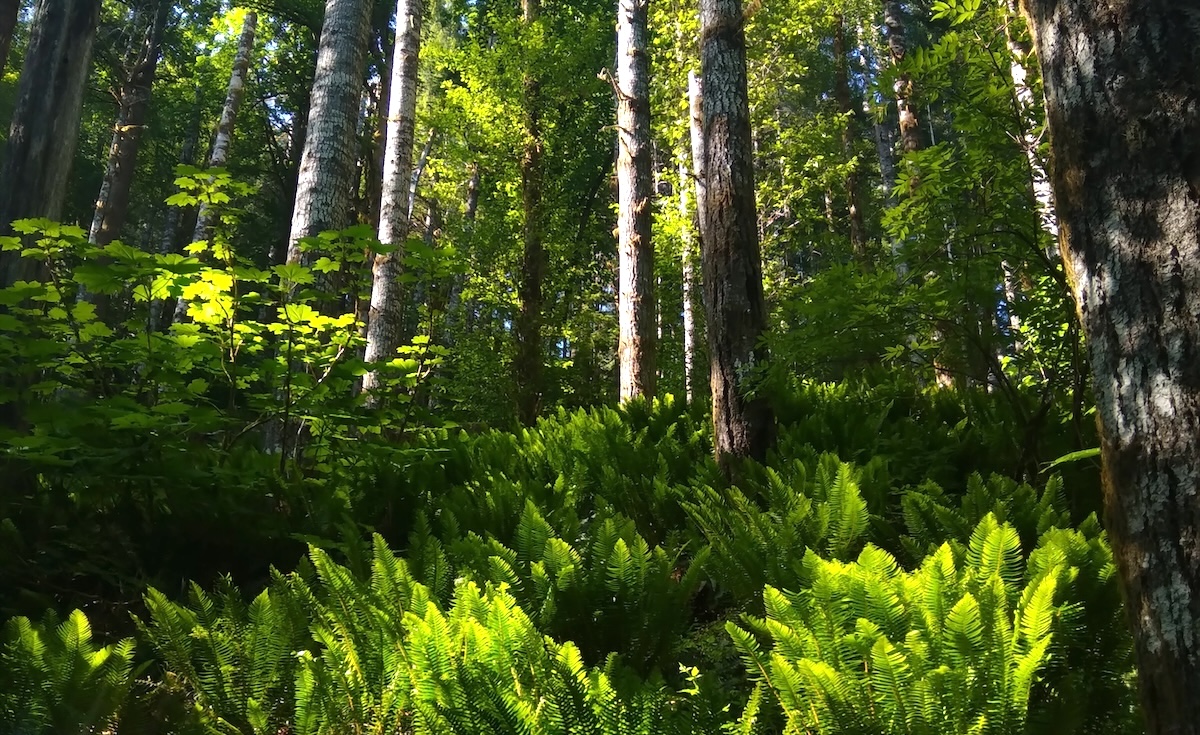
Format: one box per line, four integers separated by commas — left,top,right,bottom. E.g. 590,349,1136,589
616,0,655,401
362,0,423,396
285,0,372,267
192,10,256,246
683,70,706,405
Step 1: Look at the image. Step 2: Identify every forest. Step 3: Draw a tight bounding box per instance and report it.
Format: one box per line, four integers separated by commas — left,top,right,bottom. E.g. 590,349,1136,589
1,0,1198,733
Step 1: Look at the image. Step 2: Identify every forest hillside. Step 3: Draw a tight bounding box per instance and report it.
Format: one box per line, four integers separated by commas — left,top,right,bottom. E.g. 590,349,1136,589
1,0,1198,733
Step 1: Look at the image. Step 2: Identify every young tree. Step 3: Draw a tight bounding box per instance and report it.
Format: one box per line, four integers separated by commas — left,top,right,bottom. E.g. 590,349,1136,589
514,0,545,425
0,0,100,287
1022,1,1200,732
699,0,774,467
88,0,171,247
190,10,257,246
682,69,705,404
615,0,655,401
362,0,424,397
286,0,372,267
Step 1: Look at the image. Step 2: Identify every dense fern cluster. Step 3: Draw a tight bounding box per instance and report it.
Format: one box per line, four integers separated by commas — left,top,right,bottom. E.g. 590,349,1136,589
0,384,1134,734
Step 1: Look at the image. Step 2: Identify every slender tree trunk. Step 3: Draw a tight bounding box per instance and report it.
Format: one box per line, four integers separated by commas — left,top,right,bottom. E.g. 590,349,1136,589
678,151,696,405
0,0,99,287
172,11,257,324
286,0,372,267
834,13,867,263
1002,0,1056,243
150,85,203,332
1,0,21,84
615,0,655,401
1021,3,1200,733
88,0,170,247
699,0,775,468
689,71,706,247
515,0,545,425
362,0,423,397
193,10,256,246
680,71,706,405
882,0,921,157
408,128,434,220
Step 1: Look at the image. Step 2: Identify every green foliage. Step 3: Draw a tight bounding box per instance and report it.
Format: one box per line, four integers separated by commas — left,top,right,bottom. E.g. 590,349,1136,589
729,514,1122,735
0,609,136,734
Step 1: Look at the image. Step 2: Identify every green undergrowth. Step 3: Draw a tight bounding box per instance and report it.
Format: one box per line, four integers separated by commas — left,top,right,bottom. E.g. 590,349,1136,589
1,380,1132,734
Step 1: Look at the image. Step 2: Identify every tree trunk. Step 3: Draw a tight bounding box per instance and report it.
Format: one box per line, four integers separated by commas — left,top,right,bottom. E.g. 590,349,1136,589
286,0,372,267
1002,0,1056,244
88,0,170,247
682,70,705,405
0,0,99,288
678,151,696,405
408,127,434,220
362,0,423,397
514,0,545,425
882,0,921,156
0,0,20,81
189,11,255,245
699,0,775,468
834,13,867,263
1021,2,1200,733
615,0,655,401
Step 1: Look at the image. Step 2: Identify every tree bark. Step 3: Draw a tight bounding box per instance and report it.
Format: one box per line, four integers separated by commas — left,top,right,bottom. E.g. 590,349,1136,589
882,0,921,156
699,0,775,468
88,0,170,247
833,13,867,264
1020,2,1200,733
682,70,705,405
362,0,423,397
1002,0,1056,243
615,0,655,401
286,0,372,267
0,0,19,81
514,0,545,425
194,8,256,249
0,0,99,288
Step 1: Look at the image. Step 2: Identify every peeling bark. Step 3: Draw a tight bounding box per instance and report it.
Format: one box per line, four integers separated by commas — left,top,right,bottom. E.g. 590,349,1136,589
882,0,921,156
1021,1,1200,732
699,0,775,468
615,0,655,401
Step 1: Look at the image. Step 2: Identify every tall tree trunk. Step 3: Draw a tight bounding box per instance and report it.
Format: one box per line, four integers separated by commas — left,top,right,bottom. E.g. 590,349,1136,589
699,0,775,468
882,0,921,157
362,0,423,397
615,0,655,401
173,11,257,324
681,70,705,405
0,0,20,81
286,0,372,267
678,150,696,405
1021,3,1200,733
191,10,254,245
833,13,867,263
88,0,170,247
0,0,99,287
514,0,545,425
